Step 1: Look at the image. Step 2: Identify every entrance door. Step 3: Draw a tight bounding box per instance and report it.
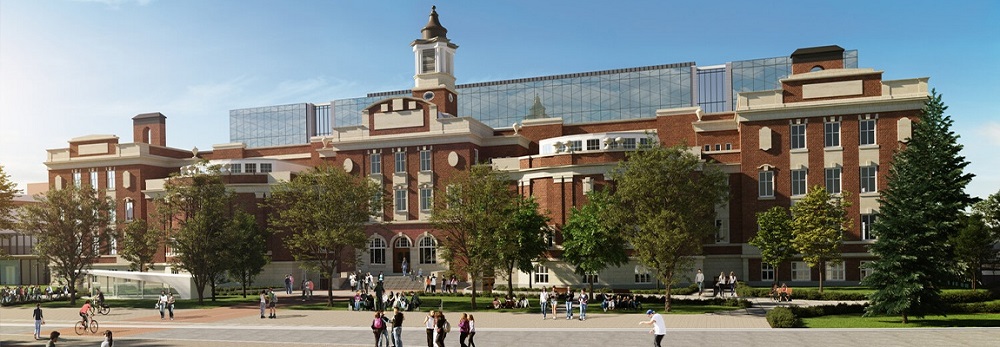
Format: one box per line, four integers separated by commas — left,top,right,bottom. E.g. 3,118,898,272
393,250,410,274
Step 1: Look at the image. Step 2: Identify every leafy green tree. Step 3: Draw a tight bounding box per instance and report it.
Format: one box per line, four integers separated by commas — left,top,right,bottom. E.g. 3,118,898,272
0,165,19,257
227,210,270,298
863,91,975,323
19,185,114,304
431,164,514,309
973,190,1000,232
561,189,628,295
155,166,234,304
118,219,160,272
266,165,381,306
790,186,850,293
495,196,550,298
951,213,996,290
750,206,795,285
609,144,728,312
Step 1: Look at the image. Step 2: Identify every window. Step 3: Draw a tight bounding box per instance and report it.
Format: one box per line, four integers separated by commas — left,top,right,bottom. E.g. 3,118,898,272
567,140,582,152
716,219,729,243
106,169,115,190
92,235,100,255
534,264,549,284
394,237,411,248
790,123,806,149
859,118,876,145
825,167,842,194
758,170,774,198
473,149,479,164
586,139,600,151
725,143,732,150
761,263,775,282
639,137,653,148
860,261,873,281
421,49,435,73
419,188,432,211
791,169,807,196
73,172,82,187
108,206,116,224
635,266,652,284
791,261,810,281
90,171,98,188
370,153,381,175
714,144,721,151
260,163,273,173
124,200,134,221
861,214,876,240
371,190,383,214
369,237,386,265
860,166,877,193
418,236,437,264
825,262,845,281
394,189,407,213
395,151,406,173
420,150,432,171
109,234,117,255
229,163,242,174
623,138,636,150
703,145,711,152
824,120,840,147
583,271,599,284
245,163,257,174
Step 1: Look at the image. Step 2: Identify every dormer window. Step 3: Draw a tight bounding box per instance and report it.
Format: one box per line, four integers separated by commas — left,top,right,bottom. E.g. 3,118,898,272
811,66,824,72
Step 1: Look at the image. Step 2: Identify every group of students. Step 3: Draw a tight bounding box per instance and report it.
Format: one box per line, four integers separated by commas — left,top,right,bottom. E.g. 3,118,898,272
354,290,423,312
370,308,478,347
538,287,591,320
423,274,461,293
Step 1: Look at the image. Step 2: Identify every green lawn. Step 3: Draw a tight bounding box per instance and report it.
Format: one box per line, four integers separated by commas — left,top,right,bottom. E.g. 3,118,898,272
802,313,1000,328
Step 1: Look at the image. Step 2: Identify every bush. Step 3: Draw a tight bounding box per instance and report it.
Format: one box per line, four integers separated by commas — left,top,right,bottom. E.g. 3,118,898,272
949,300,1000,313
766,307,802,328
942,290,996,304
789,303,867,318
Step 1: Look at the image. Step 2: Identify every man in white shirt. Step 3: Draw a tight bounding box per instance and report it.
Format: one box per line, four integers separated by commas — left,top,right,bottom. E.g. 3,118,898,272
539,287,549,320
695,269,705,296
639,309,666,347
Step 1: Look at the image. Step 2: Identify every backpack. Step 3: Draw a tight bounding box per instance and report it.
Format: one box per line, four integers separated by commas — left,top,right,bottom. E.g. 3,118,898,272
444,320,451,333
373,317,384,329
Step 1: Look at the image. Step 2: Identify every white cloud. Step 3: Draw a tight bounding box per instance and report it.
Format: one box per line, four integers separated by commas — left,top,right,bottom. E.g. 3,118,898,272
977,122,1000,146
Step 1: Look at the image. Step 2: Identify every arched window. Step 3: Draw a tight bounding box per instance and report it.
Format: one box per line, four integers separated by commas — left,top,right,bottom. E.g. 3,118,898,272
369,237,386,265
810,65,824,72
418,235,437,264
394,236,412,248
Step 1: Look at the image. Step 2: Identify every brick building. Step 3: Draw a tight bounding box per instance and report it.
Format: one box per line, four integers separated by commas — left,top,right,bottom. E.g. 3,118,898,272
42,7,928,290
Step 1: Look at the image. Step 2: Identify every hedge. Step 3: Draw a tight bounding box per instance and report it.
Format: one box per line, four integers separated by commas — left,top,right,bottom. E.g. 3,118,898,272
766,307,802,328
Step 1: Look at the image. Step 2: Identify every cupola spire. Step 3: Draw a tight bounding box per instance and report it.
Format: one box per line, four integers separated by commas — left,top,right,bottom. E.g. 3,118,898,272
421,6,448,40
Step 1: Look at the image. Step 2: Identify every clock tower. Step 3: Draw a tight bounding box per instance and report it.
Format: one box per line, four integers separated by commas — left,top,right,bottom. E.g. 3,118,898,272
411,6,458,116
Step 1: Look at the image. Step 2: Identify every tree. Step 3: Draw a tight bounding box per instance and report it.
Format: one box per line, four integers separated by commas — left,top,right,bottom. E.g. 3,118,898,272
431,164,514,309
951,213,996,290
750,206,795,285
227,210,270,298
561,189,628,295
609,144,728,312
863,91,975,323
118,219,160,272
18,185,114,304
973,190,1000,232
155,166,234,304
495,196,549,298
790,186,850,293
0,165,20,257
266,165,380,307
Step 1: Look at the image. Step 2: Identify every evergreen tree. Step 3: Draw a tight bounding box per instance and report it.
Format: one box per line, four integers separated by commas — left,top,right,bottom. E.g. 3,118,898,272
863,90,975,323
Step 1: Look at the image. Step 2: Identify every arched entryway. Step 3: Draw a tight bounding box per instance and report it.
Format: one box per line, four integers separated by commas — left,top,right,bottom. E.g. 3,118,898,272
392,236,412,274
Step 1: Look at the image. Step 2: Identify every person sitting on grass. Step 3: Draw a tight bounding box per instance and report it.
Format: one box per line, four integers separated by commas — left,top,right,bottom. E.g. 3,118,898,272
492,297,501,309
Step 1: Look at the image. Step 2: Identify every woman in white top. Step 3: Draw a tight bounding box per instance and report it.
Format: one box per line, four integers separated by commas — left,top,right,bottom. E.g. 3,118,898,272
100,330,113,347
424,310,436,347
468,314,477,347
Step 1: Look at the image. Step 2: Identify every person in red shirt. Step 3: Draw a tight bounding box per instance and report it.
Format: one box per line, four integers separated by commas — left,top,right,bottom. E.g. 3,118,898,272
79,300,93,326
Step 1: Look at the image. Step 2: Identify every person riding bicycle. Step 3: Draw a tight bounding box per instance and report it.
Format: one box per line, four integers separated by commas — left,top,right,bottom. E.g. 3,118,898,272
96,289,105,308
79,300,93,327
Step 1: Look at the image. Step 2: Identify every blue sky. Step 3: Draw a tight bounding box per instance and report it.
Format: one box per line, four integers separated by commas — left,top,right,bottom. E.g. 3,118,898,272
1,0,998,199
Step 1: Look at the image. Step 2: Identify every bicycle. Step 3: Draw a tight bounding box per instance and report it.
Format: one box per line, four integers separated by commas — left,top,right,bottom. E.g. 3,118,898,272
74,315,99,335
89,302,111,315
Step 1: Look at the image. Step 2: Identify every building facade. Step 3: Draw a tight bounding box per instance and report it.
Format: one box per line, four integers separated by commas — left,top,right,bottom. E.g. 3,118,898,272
43,7,927,290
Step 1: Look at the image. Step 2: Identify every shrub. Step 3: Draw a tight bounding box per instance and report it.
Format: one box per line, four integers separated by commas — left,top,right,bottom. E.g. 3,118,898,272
941,290,996,304
789,303,866,318
766,307,802,328
949,300,1000,314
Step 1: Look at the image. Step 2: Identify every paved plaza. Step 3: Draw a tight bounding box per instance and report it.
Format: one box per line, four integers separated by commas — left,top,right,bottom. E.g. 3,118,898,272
1,294,997,347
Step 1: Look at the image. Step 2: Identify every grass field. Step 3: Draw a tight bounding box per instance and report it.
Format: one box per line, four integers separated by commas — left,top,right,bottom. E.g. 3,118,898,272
802,313,1000,328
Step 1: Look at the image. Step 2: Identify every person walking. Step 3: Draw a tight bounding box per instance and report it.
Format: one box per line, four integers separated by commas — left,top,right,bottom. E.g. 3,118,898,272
549,287,558,319
424,310,436,347
729,271,738,297
158,291,168,320
167,292,176,320
695,269,705,297
32,303,44,340
467,314,477,347
372,311,387,347
267,288,278,318
578,288,589,321
565,288,574,320
716,272,726,297
458,313,470,347
639,309,666,347
284,274,292,295
392,307,405,347
434,311,448,347
402,257,409,277
539,287,549,320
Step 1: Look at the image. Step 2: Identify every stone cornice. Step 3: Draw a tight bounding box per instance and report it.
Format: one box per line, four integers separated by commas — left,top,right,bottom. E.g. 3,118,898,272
738,95,927,122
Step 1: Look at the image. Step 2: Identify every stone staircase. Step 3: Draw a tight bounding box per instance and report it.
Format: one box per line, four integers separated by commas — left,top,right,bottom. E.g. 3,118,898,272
381,275,426,292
